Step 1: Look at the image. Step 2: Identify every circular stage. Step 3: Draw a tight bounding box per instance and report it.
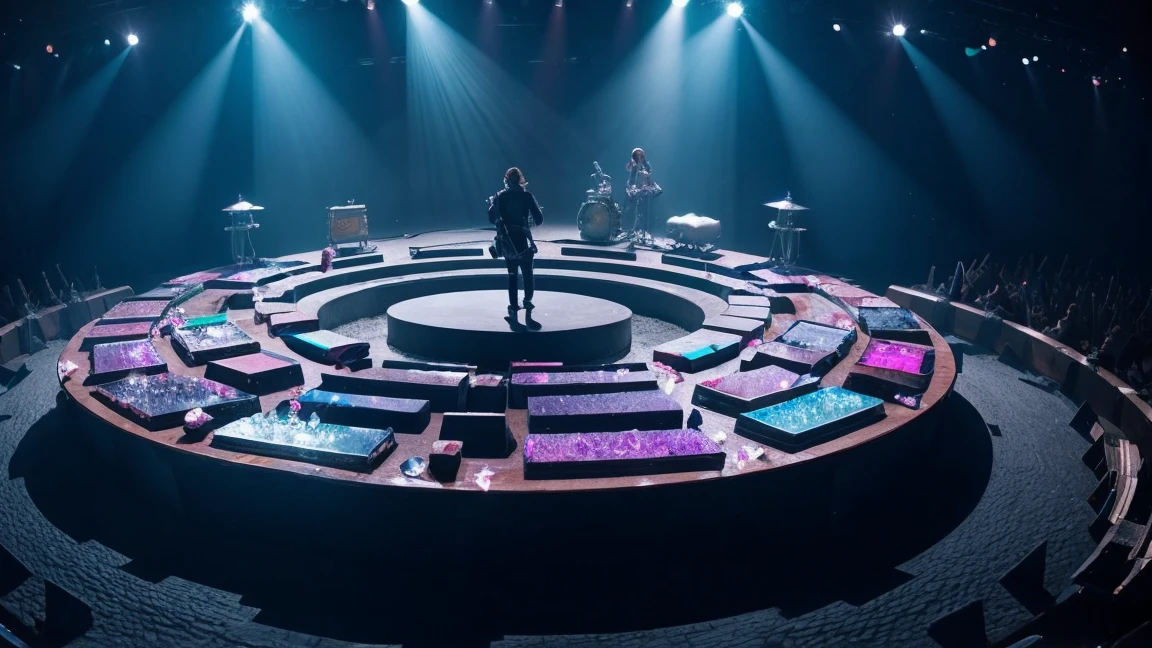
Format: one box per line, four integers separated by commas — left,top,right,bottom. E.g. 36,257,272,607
386,290,633,366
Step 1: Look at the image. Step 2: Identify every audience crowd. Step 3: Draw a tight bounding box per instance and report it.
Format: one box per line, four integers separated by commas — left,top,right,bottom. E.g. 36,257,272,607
922,255,1152,397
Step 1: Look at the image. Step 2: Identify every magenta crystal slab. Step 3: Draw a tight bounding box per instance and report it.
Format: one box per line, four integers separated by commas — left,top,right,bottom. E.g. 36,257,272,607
100,300,170,323
93,373,260,431
523,429,725,479
527,390,682,434
88,339,168,384
164,270,221,286
856,339,934,375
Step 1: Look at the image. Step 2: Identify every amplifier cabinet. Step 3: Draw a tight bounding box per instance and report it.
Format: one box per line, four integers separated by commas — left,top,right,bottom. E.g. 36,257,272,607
327,205,369,247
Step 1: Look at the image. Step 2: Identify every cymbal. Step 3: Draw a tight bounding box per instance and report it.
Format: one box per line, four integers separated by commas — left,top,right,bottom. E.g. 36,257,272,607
764,200,809,211
222,200,264,212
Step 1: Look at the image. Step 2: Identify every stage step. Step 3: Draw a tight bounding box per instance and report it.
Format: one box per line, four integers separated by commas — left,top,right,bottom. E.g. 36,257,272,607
508,368,659,408
560,246,637,261
527,390,683,434
320,367,469,412
701,315,764,343
292,389,431,434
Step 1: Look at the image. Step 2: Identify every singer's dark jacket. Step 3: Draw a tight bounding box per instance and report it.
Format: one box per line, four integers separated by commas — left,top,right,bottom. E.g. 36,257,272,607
489,185,544,257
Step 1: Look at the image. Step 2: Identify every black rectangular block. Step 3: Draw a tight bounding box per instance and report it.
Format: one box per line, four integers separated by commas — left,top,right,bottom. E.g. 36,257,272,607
439,412,514,458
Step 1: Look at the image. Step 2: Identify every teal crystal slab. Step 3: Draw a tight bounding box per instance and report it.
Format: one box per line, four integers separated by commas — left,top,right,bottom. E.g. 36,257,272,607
523,429,725,480
283,330,370,366
736,386,885,452
171,321,260,366
180,313,228,329
211,412,397,472
94,373,260,431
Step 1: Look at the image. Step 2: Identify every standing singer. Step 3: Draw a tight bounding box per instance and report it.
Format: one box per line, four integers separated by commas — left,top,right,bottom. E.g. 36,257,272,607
625,148,662,241
488,167,544,317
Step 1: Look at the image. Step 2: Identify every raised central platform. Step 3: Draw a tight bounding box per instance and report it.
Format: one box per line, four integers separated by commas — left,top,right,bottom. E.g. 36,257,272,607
386,290,632,367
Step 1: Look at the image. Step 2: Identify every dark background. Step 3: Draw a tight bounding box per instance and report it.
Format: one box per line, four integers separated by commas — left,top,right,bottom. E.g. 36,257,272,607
1,0,1148,296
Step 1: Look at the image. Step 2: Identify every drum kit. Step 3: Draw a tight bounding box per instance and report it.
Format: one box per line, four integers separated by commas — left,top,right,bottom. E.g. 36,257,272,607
765,192,810,268
576,161,663,244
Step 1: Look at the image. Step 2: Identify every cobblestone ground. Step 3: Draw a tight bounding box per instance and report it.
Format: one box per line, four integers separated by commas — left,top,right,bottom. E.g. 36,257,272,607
0,343,1098,647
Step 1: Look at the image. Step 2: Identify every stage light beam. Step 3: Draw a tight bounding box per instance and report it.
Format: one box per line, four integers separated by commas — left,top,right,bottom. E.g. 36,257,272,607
892,24,907,37
726,3,744,18
673,0,689,8
401,0,418,5
242,4,260,23
127,34,139,46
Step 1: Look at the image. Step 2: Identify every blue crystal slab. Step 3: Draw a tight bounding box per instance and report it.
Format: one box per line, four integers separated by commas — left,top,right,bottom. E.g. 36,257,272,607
775,321,856,353
320,367,468,412
292,389,431,434
94,373,261,431
211,412,397,472
736,386,885,452
857,307,933,344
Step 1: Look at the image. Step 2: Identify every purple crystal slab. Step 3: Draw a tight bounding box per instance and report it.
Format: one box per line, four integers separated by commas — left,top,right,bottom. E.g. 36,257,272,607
171,321,260,366
692,365,821,417
204,350,305,396
93,373,261,431
211,413,396,472
857,339,934,375
283,330,370,366
527,390,682,434
440,412,514,458
508,369,659,408
523,429,725,480
88,339,168,384
268,311,320,338
100,300,170,323
81,321,153,350
736,386,886,452
702,315,765,344
292,389,431,434
652,330,742,373
320,367,468,412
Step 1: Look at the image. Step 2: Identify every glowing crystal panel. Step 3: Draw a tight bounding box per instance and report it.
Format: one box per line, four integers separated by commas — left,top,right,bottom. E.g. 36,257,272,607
320,367,467,412
776,321,855,353
523,429,725,479
858,307,921,332
857,339,934,375
508,369,658,408
293,389,431,434
94,373,260,431
82,321,153,350
171,322,260,365
180,313,228,329
653,329,742,373
89,339,167,383
204,350,304,395
101,300,170,322
527,390,682,434
211,412,397,472
736,386,885,451
692,365,820,416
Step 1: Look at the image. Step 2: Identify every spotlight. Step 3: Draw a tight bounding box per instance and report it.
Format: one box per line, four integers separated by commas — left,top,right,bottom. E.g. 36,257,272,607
1032,55,1039,62
673,0,689,7
1122,47,1128,53
833,23,841,32
554,0,562,6
988,37,997,47
625,0,633,7
401,0,418,5
127,33,139,46
104,39,110,46
366,0,374,8
1022,57,1029,65
725,2,743,18
919,29,926,34
46,44,53,54
1092,78,1101,87
242,3,260,22
11,63,20,70
892,24,906,37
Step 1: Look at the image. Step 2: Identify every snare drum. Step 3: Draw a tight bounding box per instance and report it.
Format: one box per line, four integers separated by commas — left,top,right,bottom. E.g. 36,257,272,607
577,199,622,242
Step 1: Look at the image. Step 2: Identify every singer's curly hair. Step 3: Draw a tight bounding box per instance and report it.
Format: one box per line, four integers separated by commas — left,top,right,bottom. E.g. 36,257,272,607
505,167,526,187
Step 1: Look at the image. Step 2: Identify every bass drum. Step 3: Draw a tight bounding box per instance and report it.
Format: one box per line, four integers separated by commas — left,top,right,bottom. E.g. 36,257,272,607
577,199,621,242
